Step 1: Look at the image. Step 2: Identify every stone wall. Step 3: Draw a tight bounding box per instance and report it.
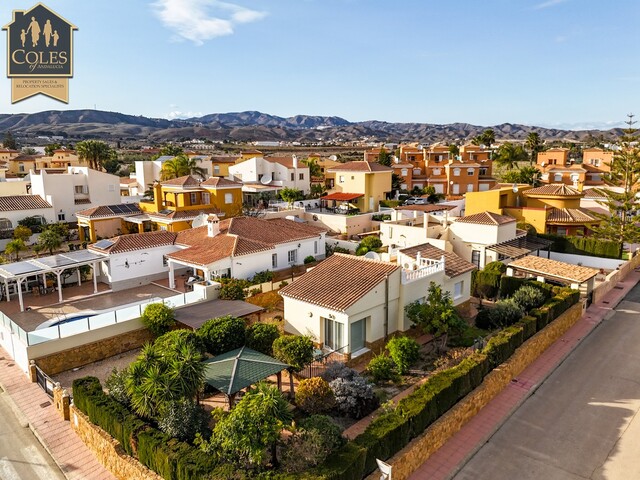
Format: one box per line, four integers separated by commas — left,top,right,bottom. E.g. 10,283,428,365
592,251,640,304
35,328,154,375
70,405,163,480
367,301,584,480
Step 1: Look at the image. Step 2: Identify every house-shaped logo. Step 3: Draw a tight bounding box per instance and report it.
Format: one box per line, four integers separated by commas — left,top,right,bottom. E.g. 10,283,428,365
3,3,77,103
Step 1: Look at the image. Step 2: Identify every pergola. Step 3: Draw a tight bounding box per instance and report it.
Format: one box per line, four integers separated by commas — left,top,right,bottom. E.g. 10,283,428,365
203,346,289,407
320,192,363,213
486,235,554,261
0,250,107,312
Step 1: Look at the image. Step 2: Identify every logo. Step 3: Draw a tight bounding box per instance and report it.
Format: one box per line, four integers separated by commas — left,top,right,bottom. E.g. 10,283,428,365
3,3,77,103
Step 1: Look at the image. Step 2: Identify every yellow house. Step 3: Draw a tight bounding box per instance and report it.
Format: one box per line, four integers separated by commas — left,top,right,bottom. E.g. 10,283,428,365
35,149,82,171
239,149,263,161
210,155,240,177
325,161,392,212
7,154,41,175
138,175,243,232
465,183,600,236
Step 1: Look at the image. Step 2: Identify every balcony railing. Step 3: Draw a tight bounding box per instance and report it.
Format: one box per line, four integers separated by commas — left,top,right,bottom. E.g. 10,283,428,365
401,257,445,284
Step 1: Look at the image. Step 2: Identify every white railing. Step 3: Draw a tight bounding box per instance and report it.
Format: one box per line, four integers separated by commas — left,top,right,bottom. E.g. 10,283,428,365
401,258,445,284
4,289,206,347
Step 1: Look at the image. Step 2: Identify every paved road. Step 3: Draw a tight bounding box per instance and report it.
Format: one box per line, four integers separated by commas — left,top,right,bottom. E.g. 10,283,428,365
0,389,65,480
454,289,640,480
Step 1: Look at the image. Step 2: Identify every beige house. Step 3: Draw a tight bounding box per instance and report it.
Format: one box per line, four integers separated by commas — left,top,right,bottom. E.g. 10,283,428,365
325,161,392,213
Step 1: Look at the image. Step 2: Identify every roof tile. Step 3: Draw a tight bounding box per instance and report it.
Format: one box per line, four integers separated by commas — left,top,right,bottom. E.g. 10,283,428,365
399,243,476,278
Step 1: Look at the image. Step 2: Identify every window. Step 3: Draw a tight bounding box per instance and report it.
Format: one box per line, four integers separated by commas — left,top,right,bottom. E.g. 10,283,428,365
74,185,83,194
554,173,562,182
190,192,198,205
272,253,278,269
291,173,294,181
213,165,220,174
467,184,474,192
432,168,441,176
324,318,344,350
18,163,24,172
557,227,568,236
339,175,345,183
0,218,12,230
57,213,66,222
314,241,318,254
299,173,304,180
454,281,463,299
467,168,474,176
224,193,233,204
287,249,297,264
401,169,408,176
471,250,481,268
202,192,210,204
159,225,167,231
479,167,488,176
453,168,461,177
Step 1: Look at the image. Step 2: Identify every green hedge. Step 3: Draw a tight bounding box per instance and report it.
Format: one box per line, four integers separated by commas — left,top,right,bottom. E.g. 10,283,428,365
538,234,621,259
72,378,216,480
499,276,527,298
473,271,502,299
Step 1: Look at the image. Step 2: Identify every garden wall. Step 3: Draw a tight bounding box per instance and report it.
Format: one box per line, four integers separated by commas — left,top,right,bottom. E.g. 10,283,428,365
591,250,640,305
70,405,163,480
534,251,625,270
367,301,584,480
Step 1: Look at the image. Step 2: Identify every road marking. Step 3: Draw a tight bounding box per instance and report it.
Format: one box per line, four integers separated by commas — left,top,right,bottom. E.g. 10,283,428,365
0,457,21,480
22,445,61,480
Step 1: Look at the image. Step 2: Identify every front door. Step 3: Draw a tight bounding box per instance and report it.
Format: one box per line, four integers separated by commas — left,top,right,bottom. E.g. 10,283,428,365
350,319,366,353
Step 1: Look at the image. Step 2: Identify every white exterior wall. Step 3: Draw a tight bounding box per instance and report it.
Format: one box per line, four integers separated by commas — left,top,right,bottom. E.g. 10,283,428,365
229,157,310,194
102,245,180,290
133,161,162,193
31,167,121,224
0,207,55,231
283,297,344,342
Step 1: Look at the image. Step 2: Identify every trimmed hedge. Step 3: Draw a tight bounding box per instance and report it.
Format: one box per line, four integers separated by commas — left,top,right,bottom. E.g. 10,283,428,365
539,234,621,259
72,377,216,480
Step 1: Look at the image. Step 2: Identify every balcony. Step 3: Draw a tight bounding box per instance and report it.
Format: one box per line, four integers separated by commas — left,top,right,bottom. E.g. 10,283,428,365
401,257,445,284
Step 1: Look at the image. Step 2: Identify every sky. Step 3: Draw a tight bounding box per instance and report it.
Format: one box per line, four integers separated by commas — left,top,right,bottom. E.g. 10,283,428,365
0,0,639,129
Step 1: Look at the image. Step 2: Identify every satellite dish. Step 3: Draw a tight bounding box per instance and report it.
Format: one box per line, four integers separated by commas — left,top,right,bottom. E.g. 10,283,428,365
364,251,380,261
261,174,273,185
191,213,208,228
512,183,519,193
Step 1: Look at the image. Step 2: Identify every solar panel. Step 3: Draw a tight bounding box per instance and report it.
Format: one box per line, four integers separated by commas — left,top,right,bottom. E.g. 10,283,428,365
0,261,42,276
93,240,115,250
124,204,140,213
110,205,124,214
65,250,105,262
37,255,76,268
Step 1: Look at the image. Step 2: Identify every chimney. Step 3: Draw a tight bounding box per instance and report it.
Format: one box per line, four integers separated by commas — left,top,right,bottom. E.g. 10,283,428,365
207,214,220,237
292,154,298,169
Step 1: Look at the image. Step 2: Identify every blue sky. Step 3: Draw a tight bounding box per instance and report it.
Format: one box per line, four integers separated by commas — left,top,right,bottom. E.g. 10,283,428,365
0,0,639,129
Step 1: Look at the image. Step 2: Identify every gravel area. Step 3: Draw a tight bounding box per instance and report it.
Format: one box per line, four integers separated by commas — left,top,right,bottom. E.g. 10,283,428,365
52,349,141,392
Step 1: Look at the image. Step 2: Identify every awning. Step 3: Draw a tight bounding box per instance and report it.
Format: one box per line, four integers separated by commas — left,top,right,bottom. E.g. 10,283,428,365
321,193,364,202
203,346,289,395
174,299,264,330
486,235,553,260
0,250,107,280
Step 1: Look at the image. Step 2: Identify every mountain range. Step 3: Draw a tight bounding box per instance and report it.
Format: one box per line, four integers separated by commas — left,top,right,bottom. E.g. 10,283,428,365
0,109,618,144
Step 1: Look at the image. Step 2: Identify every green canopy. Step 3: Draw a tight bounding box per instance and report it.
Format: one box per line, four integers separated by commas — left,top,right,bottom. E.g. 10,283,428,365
202,346,289,395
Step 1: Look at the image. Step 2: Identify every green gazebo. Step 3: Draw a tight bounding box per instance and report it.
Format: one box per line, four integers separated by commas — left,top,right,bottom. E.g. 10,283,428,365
203,346,290,407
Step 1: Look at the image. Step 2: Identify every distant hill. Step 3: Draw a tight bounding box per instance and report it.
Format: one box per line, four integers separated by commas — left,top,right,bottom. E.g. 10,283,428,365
0,109,619,144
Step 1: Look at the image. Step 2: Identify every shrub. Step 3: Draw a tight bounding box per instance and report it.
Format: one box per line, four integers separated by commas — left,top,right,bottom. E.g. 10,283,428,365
358,236,382,252
245,323,280,356
386,336,420,375
355,246,369,256
279,281,289,288
475,307,494,330
474,271,501,299
330,375,379,419
484,261,507,274
499,275,527,298
154,329,206,357
157,399,209,442
475,299,524,330
367,354,398,383
218,278,249,300
320,361,358,382
512,285,547,313
304,255,316,264
197,315,246,355
281,415,345,473
272,335,314,372
105,367,130,406
141,303,175,337
296,377,336,414
251,270,273,284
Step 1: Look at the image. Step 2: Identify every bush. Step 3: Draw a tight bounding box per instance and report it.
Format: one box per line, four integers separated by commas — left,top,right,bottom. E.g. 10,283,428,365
499,275,527,298
539,234,621,259
474,271,501,299
386,336,420,374
484,261,507,274
272,335,314,372
296,377,336,414
475,307,494,330
358,236,382,251
245,323,280,356
105,368,130,406
157,399,209,442
154,329,206,357
367,355,398,383
330,376,379,419
251,270,274,284
281,415,345,473
304,255,316,264
355,246,369,256
475,299,524,330
197,315,246,355
320,361,358,382
218,278,249,300
141,303,175,337
512,285,547,313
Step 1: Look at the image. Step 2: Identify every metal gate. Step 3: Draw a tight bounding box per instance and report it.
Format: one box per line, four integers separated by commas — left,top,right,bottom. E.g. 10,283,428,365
35,364,55,398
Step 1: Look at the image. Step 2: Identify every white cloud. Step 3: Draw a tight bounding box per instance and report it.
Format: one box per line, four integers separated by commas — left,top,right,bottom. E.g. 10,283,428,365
166,110,203,120
533,0,567,10
151,0,267,45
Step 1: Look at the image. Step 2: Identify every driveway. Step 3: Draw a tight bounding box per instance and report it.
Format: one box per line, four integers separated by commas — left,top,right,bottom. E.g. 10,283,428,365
454,288,640,480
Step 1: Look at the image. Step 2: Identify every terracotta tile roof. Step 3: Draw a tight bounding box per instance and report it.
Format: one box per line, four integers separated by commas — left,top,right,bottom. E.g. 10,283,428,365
392,163,415,168
0,149,19,153
524,184,582,196
265,156,298,168
322,192,364,202
201,177,242,188
0,195,52,211
119,178,138,185
546,208,598,224
279,254,400,312
456,211,515,225
168,226,240,266
11,154,43,161
328,161,393,173
399,243,476,278
582,188,606,199
76,204,142,219
89,231,178,254
74,198,92,205
160,175,202,187
509,255,598,283
395,204,456,213
210,155,239,163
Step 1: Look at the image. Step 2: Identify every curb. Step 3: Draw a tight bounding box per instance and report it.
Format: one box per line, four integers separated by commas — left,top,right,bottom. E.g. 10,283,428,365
445,281,637,480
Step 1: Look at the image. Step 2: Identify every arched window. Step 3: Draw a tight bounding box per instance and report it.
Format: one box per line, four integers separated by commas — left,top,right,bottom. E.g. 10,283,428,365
453,168,461,177
467,168,474,176
0,218,12,230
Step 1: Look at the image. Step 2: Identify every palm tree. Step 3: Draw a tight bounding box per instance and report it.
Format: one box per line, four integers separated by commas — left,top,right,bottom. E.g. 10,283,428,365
494,142,528,170
5,239,26,261
76,140,113,170
525,132,544,165
252,382,292,467
160,154,206,180
168,339,205,401
36,228,62,254
472,129,495,148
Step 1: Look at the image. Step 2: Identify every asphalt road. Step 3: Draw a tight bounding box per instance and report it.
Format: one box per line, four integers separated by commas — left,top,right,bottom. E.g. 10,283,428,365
454,287,640,480
0,389,65,480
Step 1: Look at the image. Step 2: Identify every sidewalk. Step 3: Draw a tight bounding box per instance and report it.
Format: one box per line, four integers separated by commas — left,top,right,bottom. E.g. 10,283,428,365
409,269,640,480
0,352,115,480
